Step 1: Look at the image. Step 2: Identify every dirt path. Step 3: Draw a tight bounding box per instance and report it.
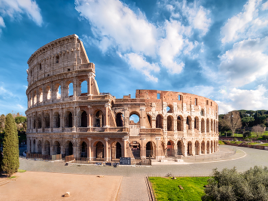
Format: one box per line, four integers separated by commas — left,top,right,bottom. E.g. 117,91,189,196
0,171,122,201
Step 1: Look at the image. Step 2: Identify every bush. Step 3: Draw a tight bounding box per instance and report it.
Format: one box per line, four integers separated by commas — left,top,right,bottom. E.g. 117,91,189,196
234,138,238,141
243,131,252,139
202,166,268,201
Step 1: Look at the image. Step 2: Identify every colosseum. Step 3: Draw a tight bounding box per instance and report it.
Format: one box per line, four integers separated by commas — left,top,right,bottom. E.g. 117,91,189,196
26,34,219,163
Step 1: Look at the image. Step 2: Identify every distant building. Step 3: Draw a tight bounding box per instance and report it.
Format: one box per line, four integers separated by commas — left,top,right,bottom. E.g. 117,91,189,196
26,34,219,162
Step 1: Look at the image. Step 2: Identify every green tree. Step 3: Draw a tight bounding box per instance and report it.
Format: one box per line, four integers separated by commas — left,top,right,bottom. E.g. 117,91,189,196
1,114,19,177
0,114,5,133
241,117,255,128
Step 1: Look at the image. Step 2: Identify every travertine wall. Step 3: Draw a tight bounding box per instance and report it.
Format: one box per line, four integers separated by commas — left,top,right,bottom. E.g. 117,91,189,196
26,34,219,162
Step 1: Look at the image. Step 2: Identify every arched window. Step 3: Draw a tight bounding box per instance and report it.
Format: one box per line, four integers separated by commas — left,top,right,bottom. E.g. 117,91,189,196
177,116,183,131
201,109,204,116
45,114,50,128
129,113,140,125
56,55,59,63
147,115,151,128
116,113,124,127
156,114,163,128
57,85,61,99
47,86,51,100
39,88,43,103
54,112,60,128
167,105,173,113
66,112,73,127
186,116,191,130
81,80,88,94
95,111,103,127
167,116,173,131
81,142,87,157
68,83,73,97
81,111,87,127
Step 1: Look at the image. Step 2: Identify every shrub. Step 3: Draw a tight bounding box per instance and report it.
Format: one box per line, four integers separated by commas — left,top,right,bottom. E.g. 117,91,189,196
234,138,238,141
243,131,252,139
202,166,268,201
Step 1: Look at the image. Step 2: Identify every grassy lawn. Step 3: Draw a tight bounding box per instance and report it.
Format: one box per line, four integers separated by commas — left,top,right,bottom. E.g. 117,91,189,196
218,140,225,145
259,143,268,146
229,141,243,144
248,142,260,145
18,169,26,173
149,177,209,201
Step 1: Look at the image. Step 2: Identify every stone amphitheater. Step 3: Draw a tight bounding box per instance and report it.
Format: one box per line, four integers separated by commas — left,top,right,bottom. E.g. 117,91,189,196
26,34,219,162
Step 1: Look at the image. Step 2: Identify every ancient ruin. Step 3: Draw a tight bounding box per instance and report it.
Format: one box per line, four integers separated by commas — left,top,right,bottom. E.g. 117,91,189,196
26,34,219,162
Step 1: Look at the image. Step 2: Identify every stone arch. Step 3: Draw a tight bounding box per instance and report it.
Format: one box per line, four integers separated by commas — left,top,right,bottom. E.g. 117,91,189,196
194,117,199,130
116,112,124,127
129,111,140,125
54,112,60,128
177,115,183,131
80,141,87,158
186,116,192,130
167,115,173,131
44,113,50,128
130,141,140,159
177,140,183,155
33,91,37,105
195,141,200,155
55,83,61,99
167,140,175,156
94,110,104,127
39,88,43,103
65,141,73,156
37,140,42,154
146,141,156,158
80,79,88,94
65,111,73,127
201,141,205,154
94,141,104,160
206,119,210,133
46,86,51,100
156,114,163,129
66,81,73,97
44,140,50,155
111,141,122,159
201,118,205,133
167,104,173,113
80,110,87,127
53,141,61,155
187,141,192,156
37,114,42,129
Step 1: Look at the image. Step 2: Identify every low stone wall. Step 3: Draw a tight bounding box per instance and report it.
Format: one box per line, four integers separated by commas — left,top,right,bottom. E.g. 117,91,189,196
223,141,268,150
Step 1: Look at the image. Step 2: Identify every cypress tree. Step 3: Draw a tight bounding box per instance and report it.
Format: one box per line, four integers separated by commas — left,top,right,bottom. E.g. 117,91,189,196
1,114,19,177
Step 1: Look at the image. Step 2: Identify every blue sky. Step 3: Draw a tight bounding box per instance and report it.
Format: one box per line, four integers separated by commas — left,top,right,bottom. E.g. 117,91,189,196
0,0,268,115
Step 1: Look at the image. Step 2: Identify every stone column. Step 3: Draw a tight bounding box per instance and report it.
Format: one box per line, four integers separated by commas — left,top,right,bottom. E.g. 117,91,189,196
50,109,53,132
174,116,177,131
104,138,110,161
60,145,65,155
73,78,77,100
27,137,30,153
50,141,53,156
198,142,201,155
88,106,92,128
72,107,78,132
123,137,129,157
60,108,64,130
140,138,146,159
104,103,110,128
183,141,187,156
152,116,156,128
140,107,146,128
87,138,92,161
192,141,195,156
155,137,161,161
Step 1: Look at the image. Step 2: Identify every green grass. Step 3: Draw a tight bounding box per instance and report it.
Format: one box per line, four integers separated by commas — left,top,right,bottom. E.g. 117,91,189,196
18,169,26,173
259,143,268,146
9,176,16,179
218,140,225,145
248,142,260,145
149,177,209,201
229,141,243,144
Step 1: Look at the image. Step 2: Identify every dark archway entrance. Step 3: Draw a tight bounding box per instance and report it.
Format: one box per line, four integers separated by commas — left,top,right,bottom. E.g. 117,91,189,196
177,141,183,155
96,141,104,159
146,141,154,158
54,141,61,155
116,113,123,127
66,141,73,156
81,141,87,157
81,111,87,127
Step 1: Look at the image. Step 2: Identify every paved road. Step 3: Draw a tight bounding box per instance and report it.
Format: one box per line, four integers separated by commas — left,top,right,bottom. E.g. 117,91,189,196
19,145,268,201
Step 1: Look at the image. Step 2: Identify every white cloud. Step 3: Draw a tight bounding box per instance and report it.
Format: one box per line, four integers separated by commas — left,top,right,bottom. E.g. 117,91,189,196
0,0,42,26
75,0,157,56
262,1,268,10
219,37,268,87
124,53,160,82
221,0,261,43
0,16,5,27
216,85,268,114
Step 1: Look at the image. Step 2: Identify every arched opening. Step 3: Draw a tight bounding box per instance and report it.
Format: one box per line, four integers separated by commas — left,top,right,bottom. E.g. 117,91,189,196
44,141,50,155
37,116,42,129
46,86,51,100
66,141,73,156
39,88,43,103
96,141,104,160
54,141,61,155
45,114,50,128
147,115,151,128
130,141,140,159
37,140,42,154
211,140,214,153
177,141,183,155
156,114,163,128
129,113,140,125
111,142,122,159
200,109,204,116
33,92,37,105
33,139,36,153
195,141,199,155
29,139,31,153
81,80,88,94
194,117,199,130
187,141,192,156
186,116,192,130
146,141,155,158
167,141,174,156
201,119,205,133
54,112,60,128
207,141,210,154
167,116,173,131
177,116,183,131
57,85,61,99
206,119,210,133
81,111,87,127
66,112,73,127
211,121,213,132
116,113,124,127
95,110,104,127
68,83,73,97
201,141,205,154
81,142,87,157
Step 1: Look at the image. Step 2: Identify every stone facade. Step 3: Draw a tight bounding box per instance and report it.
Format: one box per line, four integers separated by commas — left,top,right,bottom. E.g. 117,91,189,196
26,34,219,162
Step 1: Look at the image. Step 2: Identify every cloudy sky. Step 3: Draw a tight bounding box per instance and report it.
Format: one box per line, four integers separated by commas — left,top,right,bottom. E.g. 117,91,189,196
0,0,268,115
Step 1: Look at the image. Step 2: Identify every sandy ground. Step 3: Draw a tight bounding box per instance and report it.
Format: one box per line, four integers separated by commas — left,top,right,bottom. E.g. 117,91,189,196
0,171,122,201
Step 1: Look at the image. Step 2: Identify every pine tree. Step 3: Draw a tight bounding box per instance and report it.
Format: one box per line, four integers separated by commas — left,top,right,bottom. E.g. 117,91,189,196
1,114,19,177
